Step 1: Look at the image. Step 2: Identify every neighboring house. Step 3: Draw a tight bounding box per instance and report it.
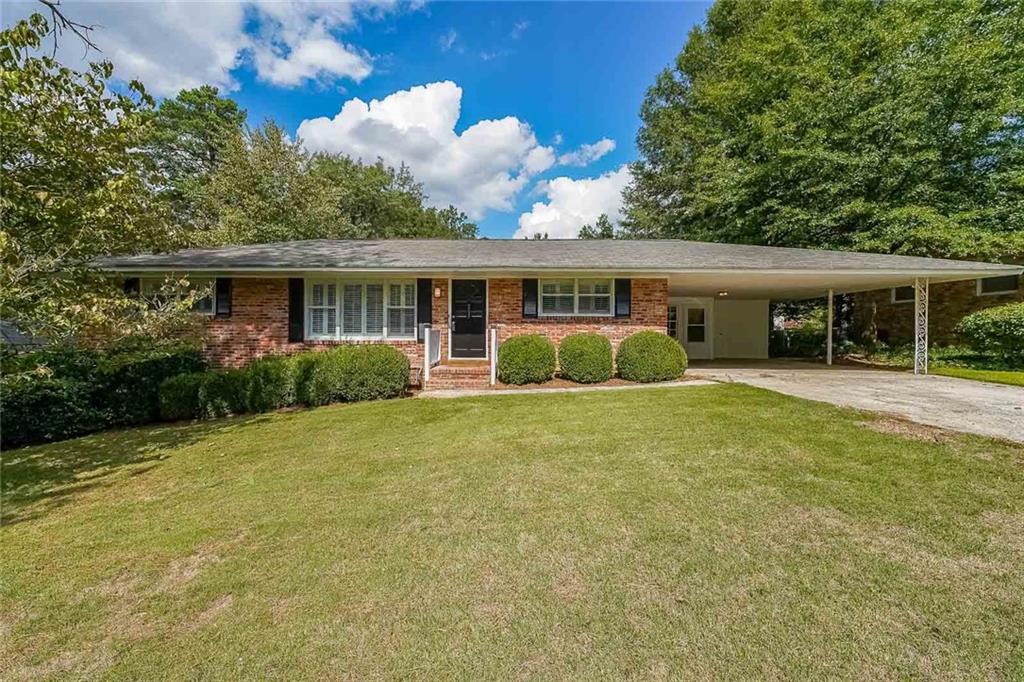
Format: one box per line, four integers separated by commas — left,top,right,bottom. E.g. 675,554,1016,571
854,274,1022,346
0,320,46,350
97,240,1021,388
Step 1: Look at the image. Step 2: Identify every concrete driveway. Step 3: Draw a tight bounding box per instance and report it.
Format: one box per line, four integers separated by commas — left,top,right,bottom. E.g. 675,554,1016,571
689,361,1024,443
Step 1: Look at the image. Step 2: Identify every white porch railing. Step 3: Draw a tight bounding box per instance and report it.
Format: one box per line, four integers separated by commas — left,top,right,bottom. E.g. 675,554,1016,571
489,328,498,386
423,325,442,383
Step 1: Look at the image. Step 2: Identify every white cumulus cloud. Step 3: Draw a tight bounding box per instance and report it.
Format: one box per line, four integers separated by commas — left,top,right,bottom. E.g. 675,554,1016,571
514,165,632,239
298,81,556,219
1,0,391,96
558,137,616,167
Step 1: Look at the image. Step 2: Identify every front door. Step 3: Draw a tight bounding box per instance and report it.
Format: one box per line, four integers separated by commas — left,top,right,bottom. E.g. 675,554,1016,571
451,279,487,358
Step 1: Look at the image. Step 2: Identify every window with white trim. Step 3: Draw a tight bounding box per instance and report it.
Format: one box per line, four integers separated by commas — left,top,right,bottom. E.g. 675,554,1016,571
539,278,613,316
891,286,914,304
977,274,1019,296
307,279,416,340
141,277,214,314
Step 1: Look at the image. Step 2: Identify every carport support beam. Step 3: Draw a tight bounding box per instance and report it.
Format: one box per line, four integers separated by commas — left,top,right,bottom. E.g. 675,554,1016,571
913,277,929,375
826,289,834,366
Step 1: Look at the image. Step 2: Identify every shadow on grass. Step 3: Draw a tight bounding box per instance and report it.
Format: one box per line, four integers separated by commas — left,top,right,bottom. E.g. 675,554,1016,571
1,415,268,526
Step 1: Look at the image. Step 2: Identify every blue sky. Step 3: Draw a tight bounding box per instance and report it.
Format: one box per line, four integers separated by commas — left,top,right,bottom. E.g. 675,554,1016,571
7,1,710,237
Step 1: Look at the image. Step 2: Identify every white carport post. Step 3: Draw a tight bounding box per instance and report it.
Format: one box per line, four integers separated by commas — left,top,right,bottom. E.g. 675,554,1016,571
913,277,930,375
826,289,834,365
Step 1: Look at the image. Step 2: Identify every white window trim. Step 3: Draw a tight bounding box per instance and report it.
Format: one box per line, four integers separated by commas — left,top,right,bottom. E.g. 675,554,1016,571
538,278,615,317
141,277,214,315
305,278,416,341
891,286,915,304
976,275,1020,297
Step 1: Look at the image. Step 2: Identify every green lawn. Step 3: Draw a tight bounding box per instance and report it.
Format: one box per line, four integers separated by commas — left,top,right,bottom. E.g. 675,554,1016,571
931,366,1024,387
3,385,1023,679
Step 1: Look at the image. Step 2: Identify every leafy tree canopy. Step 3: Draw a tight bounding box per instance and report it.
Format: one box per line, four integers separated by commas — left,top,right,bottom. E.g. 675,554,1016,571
623,0,1024,261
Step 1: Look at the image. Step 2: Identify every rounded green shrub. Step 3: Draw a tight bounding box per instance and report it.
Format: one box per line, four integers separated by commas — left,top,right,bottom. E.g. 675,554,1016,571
335,345,410,401
1,375,101,448
955,302,1024,363
197,369,249,418
159,372,205,421
558,333,613,383
294,351,345,407
497,334,556,385
244,355,296,412
616,331,687,382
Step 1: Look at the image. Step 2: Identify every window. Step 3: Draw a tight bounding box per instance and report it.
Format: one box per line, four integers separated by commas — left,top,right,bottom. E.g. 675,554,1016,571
307,279,416,340
891,286,915,304
141,277,214,314
539,278,613,316
686,307,706,343
667,305,678,338
977,274,1019,296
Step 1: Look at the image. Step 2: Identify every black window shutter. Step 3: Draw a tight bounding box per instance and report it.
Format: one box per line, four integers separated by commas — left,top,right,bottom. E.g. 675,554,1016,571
614,279,631,318
123,277,140,295
288,278,304,342
215,278,232,317
416,278,432,343
522,278,538,318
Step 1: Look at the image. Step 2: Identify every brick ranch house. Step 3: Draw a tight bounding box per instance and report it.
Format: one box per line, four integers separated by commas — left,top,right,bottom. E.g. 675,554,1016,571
98,240,1021,389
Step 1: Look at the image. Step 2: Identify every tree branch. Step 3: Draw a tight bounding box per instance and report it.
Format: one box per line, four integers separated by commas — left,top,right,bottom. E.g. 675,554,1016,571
36,0,99,57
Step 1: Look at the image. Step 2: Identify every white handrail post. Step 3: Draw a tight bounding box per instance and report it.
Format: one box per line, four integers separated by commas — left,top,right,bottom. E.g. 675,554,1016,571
423,325,431,384
826,288,834,366
490,328,497,386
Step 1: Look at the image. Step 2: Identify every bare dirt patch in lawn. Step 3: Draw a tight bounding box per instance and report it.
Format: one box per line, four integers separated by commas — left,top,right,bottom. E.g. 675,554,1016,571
858,416,955,443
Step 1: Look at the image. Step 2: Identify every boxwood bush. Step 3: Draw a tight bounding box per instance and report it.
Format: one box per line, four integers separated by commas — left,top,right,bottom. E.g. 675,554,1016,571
616,331,687,382
294,346,410,406
197,369,250,418
159,372,206,421
498,334,556,385
1,342,205,448
244,355,296,412
955,302,1024,363
558,333,613,383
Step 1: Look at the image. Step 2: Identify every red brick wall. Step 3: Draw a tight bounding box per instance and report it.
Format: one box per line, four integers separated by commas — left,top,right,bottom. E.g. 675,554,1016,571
203,278,422,370
854,279,1022,345
488,278,668,353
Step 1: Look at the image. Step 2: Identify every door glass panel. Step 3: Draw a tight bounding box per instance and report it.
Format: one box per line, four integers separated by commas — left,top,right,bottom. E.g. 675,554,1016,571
686,306,706,343
667,306,678,338
687,308,705,325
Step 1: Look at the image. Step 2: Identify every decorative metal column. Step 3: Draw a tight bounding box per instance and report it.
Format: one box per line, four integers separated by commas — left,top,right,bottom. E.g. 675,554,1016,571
913,278,929,375
826,289,834,365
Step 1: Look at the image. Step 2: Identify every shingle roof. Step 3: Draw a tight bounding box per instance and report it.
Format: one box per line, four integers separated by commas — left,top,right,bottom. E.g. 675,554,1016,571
95,239,1021,275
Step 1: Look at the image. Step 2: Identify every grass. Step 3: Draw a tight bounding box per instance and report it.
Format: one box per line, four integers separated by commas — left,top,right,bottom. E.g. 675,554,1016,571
2,384,1023,679
930,366,1024,387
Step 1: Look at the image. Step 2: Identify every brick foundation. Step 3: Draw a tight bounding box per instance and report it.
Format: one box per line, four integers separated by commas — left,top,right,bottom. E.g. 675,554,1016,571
854,279,1022,345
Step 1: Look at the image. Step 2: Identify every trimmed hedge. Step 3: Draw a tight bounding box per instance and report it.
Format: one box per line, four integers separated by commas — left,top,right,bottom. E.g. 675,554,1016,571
159,373,205,421
498,334,556,385
558,333,613,383
616,331,687,382
244,356,296,412
198,369,249,418
1,342,206,448
956,302,1024,362
293,345,410,406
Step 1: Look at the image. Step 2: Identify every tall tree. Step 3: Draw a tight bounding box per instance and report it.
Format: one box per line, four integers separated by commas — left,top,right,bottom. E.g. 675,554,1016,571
623,0,1024,261
0,14,187,340
142,85,245,221
578,214,616,240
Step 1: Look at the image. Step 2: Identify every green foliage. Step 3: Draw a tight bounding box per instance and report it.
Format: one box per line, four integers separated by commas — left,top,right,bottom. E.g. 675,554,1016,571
616,331,687,383
955,303,1024,362
294,346,410,406
197,369,249,418
244,355,296,412
158,373,206,421
558,333,613,383
189,123,476,246
497,335,556,385
623,0,1024,262
0,14,184,341
1,342,205,447
770,309,828,358
578,214,616,240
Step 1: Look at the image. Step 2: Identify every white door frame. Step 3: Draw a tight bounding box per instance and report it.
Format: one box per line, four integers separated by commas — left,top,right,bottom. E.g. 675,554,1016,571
670,296,714,360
